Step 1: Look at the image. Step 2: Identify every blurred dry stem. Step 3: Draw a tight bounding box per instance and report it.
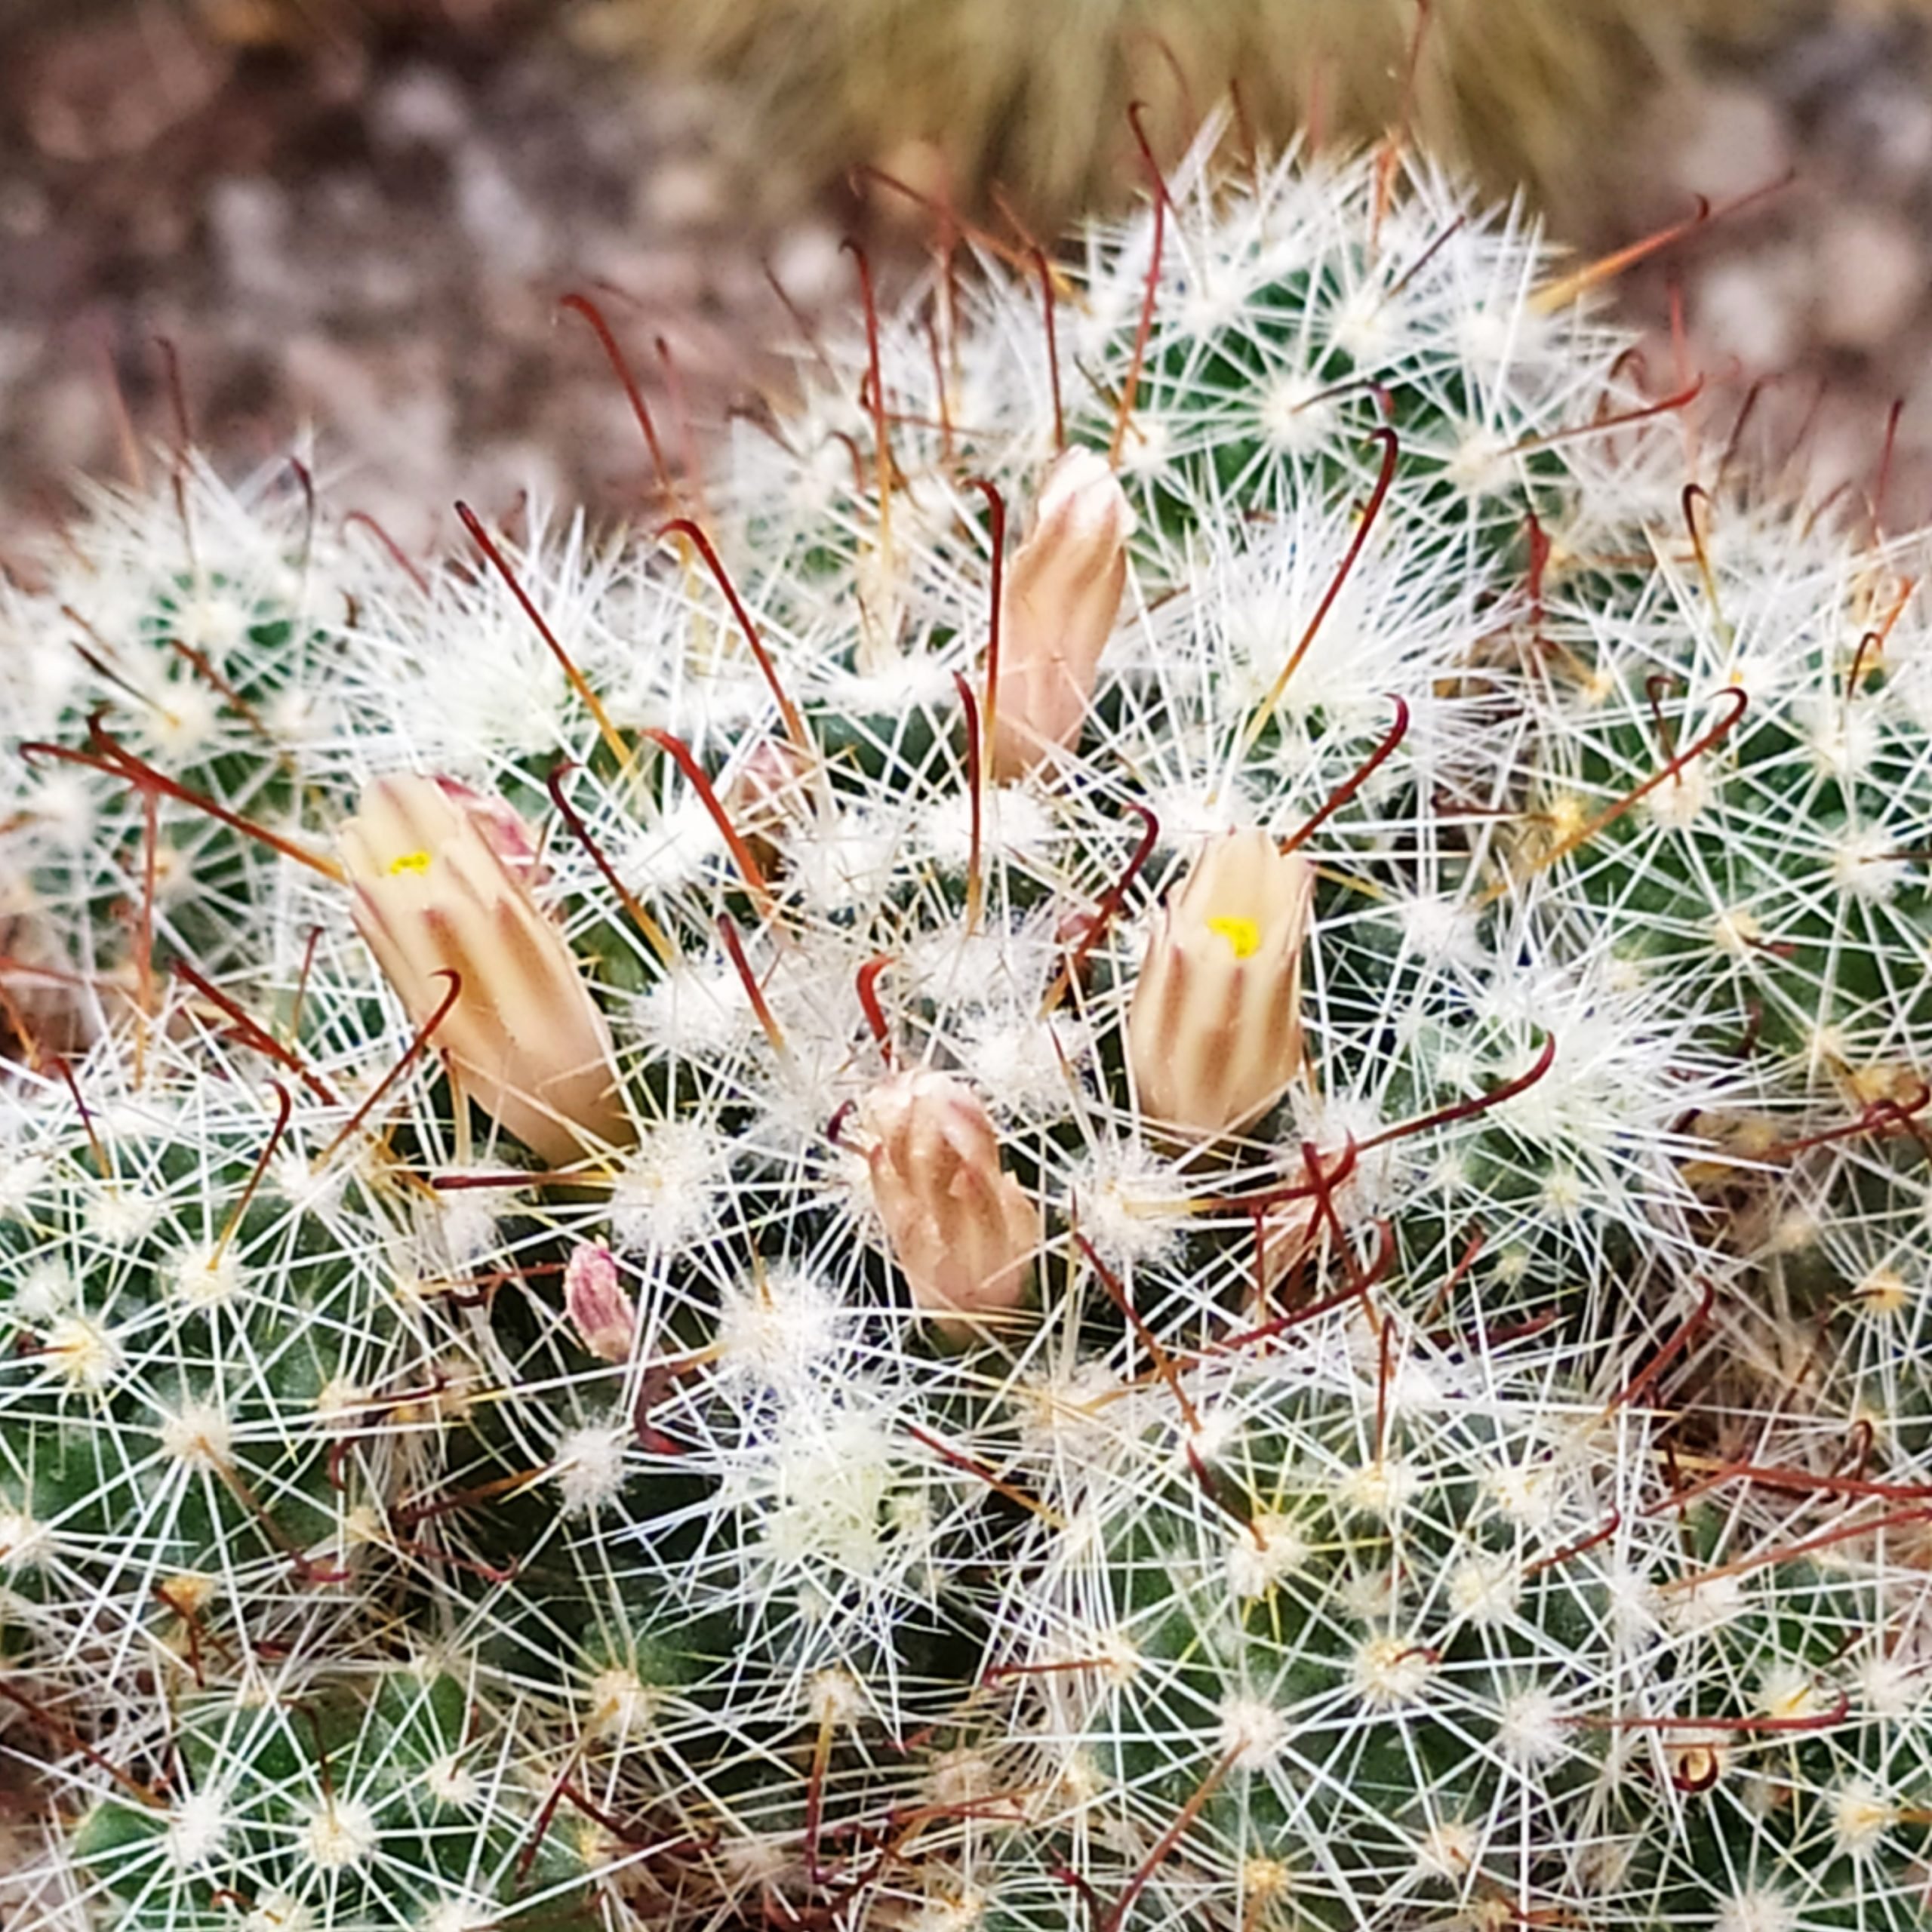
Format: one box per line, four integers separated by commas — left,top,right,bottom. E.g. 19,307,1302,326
7,0,1932,525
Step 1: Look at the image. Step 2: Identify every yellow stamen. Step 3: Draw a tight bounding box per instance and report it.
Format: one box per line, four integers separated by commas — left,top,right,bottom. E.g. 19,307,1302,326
387,851,432,876
1206,915,1260,959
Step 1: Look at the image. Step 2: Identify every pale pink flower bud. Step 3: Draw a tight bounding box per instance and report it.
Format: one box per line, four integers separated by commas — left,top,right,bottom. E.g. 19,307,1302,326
724,737,814,865
861,1069,1040,1340
1255,1174,1330,1298
1125,829,1313,1141
989,448,1135,781
340,774,631,1165
564,1241,636,1363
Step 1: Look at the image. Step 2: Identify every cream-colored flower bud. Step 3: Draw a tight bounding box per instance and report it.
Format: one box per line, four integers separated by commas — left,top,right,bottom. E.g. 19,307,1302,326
340,774,630,1165
861,1069,1039,1340
1126,829,1313,1142
564,1241,636,1363
989,447,1135,781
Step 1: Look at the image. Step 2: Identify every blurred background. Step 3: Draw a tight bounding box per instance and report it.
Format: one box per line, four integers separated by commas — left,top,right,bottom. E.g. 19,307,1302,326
3,0,1932,542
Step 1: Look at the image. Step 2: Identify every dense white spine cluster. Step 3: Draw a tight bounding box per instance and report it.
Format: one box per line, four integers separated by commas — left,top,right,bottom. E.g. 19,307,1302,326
5,132,1932,1932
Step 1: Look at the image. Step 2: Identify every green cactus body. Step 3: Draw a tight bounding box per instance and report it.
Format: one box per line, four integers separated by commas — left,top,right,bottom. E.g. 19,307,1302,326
7,130,1932,1932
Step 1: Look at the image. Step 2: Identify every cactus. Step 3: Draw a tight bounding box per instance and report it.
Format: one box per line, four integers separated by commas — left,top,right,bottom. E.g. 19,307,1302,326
0,454,380,1054
6,128,1932,1932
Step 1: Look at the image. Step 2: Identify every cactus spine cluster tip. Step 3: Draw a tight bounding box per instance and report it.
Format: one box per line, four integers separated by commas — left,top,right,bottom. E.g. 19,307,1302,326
5,126,1932,1932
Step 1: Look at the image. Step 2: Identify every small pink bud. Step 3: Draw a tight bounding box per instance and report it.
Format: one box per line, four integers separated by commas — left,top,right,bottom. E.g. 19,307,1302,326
340,774,632,1165
1256,1184,1324,1299
724,737,814,863
990,448,1135,781
565,1241,636,1363
861,1069,1040,1340
1126,829,1313,1141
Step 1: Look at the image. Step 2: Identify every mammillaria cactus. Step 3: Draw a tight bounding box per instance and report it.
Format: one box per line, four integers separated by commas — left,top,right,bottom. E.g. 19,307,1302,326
6,124,1932,1932
0,455,368,1054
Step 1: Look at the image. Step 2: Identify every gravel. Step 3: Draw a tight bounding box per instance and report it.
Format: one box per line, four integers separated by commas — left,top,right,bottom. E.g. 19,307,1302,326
0,10,845,546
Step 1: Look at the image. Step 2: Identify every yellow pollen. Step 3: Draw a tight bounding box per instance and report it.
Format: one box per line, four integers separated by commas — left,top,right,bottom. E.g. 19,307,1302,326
1206,915,1261,959
387,851,432,876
